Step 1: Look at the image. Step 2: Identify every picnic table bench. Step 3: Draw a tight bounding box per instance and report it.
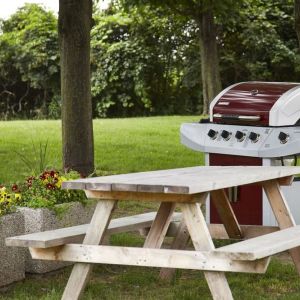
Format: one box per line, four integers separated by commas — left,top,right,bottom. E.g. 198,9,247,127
6,166,300,300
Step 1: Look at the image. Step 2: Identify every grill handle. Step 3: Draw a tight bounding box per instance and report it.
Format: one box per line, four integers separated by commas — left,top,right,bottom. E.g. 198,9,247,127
213,113,260,122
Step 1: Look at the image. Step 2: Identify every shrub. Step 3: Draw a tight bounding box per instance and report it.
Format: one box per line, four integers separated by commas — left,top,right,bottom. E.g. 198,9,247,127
19,170,86,209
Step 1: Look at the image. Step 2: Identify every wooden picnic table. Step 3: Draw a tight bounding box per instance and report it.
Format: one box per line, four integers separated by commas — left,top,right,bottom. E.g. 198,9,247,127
7,166,300,299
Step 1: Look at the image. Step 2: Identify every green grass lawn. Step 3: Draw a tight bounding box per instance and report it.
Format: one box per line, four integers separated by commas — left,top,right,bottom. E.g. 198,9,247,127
0,116,202,184
1,116,300,299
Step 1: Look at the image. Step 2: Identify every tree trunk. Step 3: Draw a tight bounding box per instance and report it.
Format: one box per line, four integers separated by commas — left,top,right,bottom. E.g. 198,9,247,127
197,4,222,115
295,0,300,48
58,0,94,176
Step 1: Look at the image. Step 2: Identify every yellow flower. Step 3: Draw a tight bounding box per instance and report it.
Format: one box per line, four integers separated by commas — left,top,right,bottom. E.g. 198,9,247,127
60,176,67,182
15,193,21,201
55,179,62,188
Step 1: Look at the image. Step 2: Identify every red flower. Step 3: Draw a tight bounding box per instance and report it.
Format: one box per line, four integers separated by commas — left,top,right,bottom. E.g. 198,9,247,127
26,176,35,187
46,183,55,190
50,170,58,178
12,184,19,192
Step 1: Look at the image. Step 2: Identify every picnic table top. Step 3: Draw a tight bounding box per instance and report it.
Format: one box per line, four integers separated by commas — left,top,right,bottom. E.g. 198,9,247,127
62,166,300,195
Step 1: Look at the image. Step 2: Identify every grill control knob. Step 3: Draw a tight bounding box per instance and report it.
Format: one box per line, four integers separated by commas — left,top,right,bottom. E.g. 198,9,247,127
235,131,246,142
207,129,218,140
249,132,260,143
278,132,289,144
221,130,231,141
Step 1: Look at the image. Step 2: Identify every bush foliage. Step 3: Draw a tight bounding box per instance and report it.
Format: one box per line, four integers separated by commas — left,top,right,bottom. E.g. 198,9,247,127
0,170,86,216
0,1,299,119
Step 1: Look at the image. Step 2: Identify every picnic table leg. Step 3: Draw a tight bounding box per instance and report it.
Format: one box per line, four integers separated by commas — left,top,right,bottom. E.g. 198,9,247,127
159,219,190,280
180,201,233,300
210,189,243,239
62,199,116,300
159,193,208,281
144,202,176,248
263,179,300,275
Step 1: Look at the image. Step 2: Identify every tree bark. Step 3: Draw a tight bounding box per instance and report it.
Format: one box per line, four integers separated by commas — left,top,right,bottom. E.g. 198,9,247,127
295,0,300,48
197,4,222,115
59,0,94,176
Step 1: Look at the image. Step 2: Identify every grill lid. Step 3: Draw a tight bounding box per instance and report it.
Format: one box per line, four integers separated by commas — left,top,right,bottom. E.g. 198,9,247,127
210,82,300,126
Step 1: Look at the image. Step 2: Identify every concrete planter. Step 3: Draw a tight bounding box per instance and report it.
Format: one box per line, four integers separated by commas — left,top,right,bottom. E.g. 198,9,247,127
0,212,25,287
18,201,96,274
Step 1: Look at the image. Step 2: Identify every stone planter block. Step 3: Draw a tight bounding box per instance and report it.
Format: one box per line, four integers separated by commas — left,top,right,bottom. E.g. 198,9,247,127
19,201,96,274
0,212,25,287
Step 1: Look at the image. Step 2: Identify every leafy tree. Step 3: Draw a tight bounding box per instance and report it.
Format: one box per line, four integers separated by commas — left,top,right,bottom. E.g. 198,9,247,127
220,0,298,84
0,0,299,120
0,4,59,119
119,0,242,113
91,5,201,116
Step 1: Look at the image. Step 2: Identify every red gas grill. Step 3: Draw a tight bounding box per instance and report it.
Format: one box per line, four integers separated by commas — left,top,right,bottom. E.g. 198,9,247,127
181,81,300,226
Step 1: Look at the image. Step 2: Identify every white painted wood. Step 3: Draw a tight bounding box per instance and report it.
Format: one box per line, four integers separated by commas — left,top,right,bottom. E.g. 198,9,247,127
62,200,116,300
205,154,211,224
281,182,300,225
6,212,182,248
263,180,300,275
207,224,279,240
215,225,300,260
29,244,269,274
63,166,300,194
180,202,233,300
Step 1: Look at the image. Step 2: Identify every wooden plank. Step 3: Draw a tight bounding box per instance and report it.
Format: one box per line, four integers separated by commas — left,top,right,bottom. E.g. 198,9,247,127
158,193,207,280
210,189,243,239
164,223,279,240
62,200,116,300
63,166,300,194
63,166,210,190
85,190,207,203
263,180,300,275
144,202,176,248
215,225,300,260
180,202,233,300
29,244,269,274
6,212,182,249
159,220,190,280
10,217,280,250
207,224,279,240
277,175,294,186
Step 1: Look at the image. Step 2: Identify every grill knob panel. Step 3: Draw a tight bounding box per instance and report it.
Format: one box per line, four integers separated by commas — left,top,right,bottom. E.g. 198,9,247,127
249,132,260,143
221,130,231,141
235,131,246,142
207,129,218,140
278,132,289,144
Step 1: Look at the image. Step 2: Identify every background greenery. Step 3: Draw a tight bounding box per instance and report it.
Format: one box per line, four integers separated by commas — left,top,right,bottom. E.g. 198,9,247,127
0,0,298,119
0,116,201,184
0,117,300,299
1,2,300,298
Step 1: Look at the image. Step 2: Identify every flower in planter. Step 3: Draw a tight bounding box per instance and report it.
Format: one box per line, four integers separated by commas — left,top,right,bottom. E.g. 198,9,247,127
0,186,22,216
19,170,86,209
